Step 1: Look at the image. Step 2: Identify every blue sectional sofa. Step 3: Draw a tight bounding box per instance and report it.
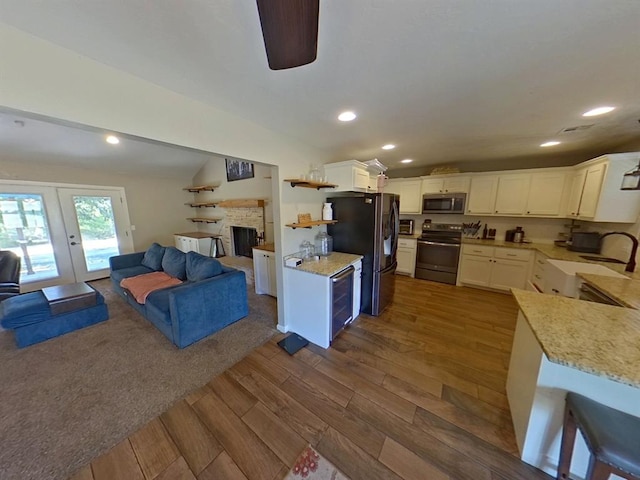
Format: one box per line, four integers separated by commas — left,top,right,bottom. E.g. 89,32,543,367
110,244,249,348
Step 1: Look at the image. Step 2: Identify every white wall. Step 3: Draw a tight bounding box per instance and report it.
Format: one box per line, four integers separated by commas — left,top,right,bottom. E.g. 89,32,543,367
1,25,331,329
0,159,193,250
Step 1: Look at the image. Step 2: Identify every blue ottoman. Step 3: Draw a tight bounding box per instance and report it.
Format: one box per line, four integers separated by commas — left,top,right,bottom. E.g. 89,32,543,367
0,288,109,348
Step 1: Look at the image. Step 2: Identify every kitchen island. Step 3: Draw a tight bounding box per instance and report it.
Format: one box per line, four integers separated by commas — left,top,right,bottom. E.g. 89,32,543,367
282,252,362,348
507,289,640,479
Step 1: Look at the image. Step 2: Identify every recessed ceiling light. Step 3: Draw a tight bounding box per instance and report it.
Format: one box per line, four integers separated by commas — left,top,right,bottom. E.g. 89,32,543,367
106,135,120,145
582,106,615,117
400,159,413,164
382,144,395,150
338,111,357,122
540,141,560,147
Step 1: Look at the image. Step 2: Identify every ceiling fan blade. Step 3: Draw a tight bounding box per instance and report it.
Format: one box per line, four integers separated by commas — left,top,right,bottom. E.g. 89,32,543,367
256,0,319,70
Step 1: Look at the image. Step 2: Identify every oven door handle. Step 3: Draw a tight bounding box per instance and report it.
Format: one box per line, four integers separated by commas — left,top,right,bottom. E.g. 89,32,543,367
418,240,460,248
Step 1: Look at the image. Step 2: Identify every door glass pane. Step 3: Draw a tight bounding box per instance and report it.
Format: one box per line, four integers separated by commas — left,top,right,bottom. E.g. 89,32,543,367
0,193,60,283
73,196,120,272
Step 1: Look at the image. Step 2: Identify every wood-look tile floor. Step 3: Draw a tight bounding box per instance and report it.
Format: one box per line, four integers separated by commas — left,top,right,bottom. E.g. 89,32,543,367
70,276,552,480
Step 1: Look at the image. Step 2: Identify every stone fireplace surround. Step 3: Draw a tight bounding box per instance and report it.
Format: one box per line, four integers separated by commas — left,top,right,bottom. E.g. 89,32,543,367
221,206,265,257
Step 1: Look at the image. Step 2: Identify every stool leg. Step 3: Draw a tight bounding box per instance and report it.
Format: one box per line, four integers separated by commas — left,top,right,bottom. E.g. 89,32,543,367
557,406,578,480
585,456,612,480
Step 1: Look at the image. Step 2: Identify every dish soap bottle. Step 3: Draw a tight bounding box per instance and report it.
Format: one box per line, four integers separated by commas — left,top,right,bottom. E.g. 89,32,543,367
322,202,333,221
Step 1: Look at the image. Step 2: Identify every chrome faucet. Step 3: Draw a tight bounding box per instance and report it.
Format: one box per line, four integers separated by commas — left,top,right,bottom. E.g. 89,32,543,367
600,232,639,273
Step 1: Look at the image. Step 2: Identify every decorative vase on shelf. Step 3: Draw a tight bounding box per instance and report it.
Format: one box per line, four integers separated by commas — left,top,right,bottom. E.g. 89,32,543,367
322,202,333,221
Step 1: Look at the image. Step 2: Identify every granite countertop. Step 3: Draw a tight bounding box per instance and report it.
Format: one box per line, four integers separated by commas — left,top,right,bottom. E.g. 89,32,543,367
463,238,640,279
399,233,422,239
511,288,640,388
253,243,275,252
577,273,640,309
175,231,221,239
286,252,362,277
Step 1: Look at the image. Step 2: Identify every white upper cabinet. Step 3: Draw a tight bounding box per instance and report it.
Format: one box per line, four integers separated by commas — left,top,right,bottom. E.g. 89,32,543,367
494,174,531,215
421,175,470,194
386,178,421,213
525,171,567,216
324,160,376,193
566,154,640,222
566,169,587,218
466,176,498,215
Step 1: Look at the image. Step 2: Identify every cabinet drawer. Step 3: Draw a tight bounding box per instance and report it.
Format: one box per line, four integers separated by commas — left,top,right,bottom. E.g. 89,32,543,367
462,245,493,257
494,247,531,262
398,238,417,249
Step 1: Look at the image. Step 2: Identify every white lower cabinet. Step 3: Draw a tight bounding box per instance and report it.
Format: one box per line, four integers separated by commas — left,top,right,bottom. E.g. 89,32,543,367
284,259,362,348
174,234,212,255
252,248,277,297
396,237,417,277
458,245,532,291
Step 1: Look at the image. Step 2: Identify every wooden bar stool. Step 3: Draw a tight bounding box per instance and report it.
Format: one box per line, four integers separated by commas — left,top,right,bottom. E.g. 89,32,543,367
558,392,640,480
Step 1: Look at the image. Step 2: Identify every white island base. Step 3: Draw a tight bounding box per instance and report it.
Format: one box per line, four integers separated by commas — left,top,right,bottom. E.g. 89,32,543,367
506,313,640,480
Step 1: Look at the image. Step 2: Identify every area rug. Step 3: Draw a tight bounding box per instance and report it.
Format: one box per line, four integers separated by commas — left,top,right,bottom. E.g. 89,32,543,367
285,446,349,480
0,278,277,480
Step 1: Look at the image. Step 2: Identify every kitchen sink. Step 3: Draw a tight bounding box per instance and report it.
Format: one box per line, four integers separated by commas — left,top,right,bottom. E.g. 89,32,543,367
579,255,625,264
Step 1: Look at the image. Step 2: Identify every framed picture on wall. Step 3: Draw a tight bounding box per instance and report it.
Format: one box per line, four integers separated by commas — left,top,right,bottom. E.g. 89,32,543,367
226,158,255,182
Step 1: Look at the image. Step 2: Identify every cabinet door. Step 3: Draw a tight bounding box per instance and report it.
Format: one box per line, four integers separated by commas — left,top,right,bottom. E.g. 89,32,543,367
266,252,277,297
458,254,492,286
566,169,586,217
384,179,402,195
467,177,498,215
353,168,370,191
443,176,470,193
396,248,414,275
253,251,269,295
526,172,566,216
494,174,530,215
399,180,422,214
421,178,444,194
490,258,528,291
578,163,607,219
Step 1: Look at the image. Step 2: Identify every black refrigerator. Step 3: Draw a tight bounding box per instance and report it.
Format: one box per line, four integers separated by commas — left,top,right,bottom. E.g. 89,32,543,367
327,193,400,316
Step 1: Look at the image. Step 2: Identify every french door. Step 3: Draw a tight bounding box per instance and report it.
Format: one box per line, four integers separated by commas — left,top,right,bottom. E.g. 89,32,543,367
58,189,132,282
0,183,133,291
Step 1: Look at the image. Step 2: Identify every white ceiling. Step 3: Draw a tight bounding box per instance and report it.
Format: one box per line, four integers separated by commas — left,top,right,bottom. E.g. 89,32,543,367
1,0,639,175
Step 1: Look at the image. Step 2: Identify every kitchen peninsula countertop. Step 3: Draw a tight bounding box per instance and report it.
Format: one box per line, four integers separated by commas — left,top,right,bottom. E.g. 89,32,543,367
511,288,640,388
285,252,362,277
577,273,640,309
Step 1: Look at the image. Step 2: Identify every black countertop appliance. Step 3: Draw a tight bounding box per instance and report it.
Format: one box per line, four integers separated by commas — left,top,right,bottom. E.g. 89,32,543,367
568,232,601,253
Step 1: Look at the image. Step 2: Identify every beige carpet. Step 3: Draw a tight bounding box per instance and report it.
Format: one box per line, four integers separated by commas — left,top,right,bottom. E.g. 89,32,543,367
0,278,277,480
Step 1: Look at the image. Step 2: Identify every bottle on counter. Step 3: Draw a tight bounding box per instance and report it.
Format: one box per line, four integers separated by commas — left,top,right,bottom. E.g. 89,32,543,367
482,224,488,239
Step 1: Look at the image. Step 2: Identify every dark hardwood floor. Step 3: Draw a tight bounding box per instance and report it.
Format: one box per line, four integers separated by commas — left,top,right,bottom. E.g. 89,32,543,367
70,275,552,480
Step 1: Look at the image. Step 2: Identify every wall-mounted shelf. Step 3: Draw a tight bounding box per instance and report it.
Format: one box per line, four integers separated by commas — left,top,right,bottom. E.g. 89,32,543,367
183,185,217,193
187,217,222,224
217,199,265,208
284,179,338,190
186,202,219,208
285,220,337,229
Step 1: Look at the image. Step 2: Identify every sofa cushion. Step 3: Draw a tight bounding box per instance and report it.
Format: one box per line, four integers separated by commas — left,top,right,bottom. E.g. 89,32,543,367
186,251,223,282
141,243,166,271
111,265,155,284
162,247,187,280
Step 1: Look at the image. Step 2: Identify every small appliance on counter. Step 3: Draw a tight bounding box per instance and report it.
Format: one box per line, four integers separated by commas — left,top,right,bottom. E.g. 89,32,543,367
399,219,414,235
567,232,601,253
505,227,525,243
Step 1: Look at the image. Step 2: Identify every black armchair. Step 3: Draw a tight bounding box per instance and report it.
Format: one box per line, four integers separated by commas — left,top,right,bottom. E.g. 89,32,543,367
0,251,21,303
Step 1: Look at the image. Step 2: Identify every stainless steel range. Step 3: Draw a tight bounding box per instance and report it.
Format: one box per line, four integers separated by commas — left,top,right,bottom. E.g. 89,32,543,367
415,222,462,285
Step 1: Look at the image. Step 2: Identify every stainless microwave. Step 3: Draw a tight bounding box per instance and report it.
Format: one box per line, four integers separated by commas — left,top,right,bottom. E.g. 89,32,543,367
422,192,466,214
